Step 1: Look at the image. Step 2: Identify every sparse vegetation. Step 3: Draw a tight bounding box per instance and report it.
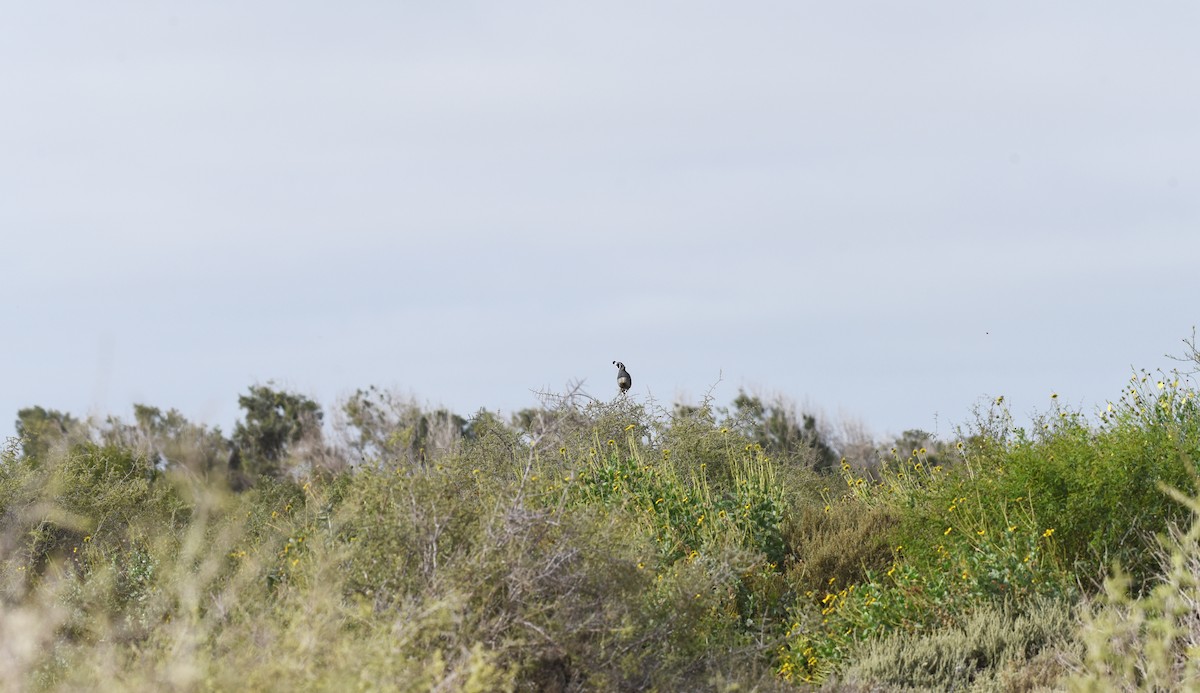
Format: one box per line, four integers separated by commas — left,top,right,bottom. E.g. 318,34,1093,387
5,346,1200,691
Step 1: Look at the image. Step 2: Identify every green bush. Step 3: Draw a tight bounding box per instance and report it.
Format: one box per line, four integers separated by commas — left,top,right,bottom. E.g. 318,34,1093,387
4,364,1200,691
777,426,1074,682
1067,485,1200,691
955,377,1200,589
1,443,187,589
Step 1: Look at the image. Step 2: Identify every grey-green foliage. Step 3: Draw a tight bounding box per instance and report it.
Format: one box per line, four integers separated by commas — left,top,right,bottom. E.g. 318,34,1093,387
729,391,838,471
840,597,1077,692
338,386,473,467
100,404,231,476
232,384,324,478
330,456,770,691
15,406,87,461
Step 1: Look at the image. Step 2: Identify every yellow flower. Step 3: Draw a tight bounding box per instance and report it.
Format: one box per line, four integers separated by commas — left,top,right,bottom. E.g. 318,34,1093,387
607,439,616,446
1043,528,1055,538
995,395,1004,405
625,423,636,431
944,527,953,535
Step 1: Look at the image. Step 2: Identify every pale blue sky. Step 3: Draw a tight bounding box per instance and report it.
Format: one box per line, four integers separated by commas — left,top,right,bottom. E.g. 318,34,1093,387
3,3,1198,442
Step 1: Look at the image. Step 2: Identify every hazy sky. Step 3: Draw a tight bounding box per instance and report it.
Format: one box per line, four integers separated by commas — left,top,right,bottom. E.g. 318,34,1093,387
4,3,1198,442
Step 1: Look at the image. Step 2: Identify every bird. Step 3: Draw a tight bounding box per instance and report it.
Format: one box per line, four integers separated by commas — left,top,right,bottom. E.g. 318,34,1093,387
613,361,632,394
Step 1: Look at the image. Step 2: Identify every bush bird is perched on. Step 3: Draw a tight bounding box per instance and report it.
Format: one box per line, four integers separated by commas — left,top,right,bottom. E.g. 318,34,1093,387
613,361,632,394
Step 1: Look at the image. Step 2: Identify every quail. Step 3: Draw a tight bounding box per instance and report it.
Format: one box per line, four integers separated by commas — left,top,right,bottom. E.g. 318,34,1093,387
613,361,632,394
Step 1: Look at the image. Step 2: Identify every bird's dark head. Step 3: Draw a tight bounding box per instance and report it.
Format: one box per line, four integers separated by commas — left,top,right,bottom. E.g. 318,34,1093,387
613,361,625,370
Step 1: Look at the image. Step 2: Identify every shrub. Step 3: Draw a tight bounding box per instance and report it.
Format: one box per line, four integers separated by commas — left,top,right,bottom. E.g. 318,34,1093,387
959,377,1200,590
777,437,1073,682
7,365,1200,691
783,495,897,599
838,596,1076,691
1067,485,1200,691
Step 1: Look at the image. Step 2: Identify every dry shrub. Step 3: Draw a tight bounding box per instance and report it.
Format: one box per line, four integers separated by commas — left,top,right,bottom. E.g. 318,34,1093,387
784,499,897,597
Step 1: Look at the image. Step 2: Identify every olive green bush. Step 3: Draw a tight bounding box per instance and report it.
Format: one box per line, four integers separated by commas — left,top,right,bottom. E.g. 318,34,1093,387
782,498,897,600
5,356,1200,691
1,397,798,691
